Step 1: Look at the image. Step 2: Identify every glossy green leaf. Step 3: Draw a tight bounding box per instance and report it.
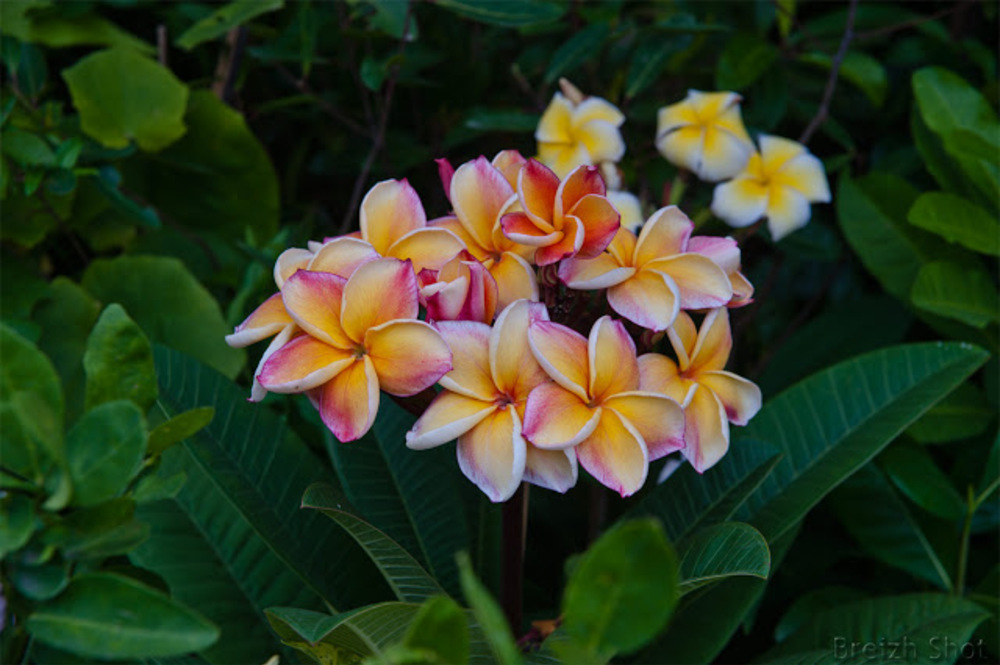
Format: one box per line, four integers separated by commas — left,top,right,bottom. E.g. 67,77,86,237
911,260,999,329
6,12,154,53
9,558,70,601
906,383,994,444
716,33,779,91
942,129,1000,211
146,406,215,458
561,519,679,661
403,596,470,665
433,0,565,27
62,47,188,151
267,603,421,662
911,109,977,201
26,572,219,659
908,192,1000,256
0,493,35,558
626,32,693,99
1,125,56,166
677,522,770,595
880,444,967,520
83,304,158,412
774,587,868,643
66,400,146,507
82,256,244,379
799,51,887,107
301,482,447,603
457,551,521,665
912,67,998,143
465,108,540,132
544,23,610,84
736,342,989,541
176,0,284,50
48,497,149,560
132,470,186,504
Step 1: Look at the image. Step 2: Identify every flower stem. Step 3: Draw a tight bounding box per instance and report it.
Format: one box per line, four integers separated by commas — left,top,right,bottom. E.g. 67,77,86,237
501,482,528,634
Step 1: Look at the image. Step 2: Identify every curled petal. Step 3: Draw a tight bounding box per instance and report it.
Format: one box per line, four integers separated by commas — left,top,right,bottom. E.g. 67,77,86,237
308,237,380,277
451,157,516,251
534,215,583,266
667,311,698,365
557,165,606,219
576,408,649,497
572,96,625,129
436,158,455,202
606,191,644,234
759,134,806,174
490,252,539,310
711,178,769,228
522,382,600,449
430,215,488,258
588,316,639,401
457,407,526,503
714,102,753,147
319,356,380,442
765,185,812,241
386,228,466,273
635,206,693,266
682,383,729,473
698,370,762,426
637,352,688,404
360,179,426,255
435,320,496,401
258,336,354,393
406,391,496,450
607,226,638,264
517,160,560,229
570,194,620,259
490,300,550,400
577,119,626,164
689,308,732,374
274,248,314,288
730,271,755,307
528,320,589,400
227,293,292,347
365,320,452,397
606,269,680,332
281,270,352,348
686,236,741,274
249,325,297,402
604,392,685,460
492,150,528,189
559,255,634,290
523,445,578,494
656,98,699,135
644,254,733,310
340,258,419,344
501,211,562,247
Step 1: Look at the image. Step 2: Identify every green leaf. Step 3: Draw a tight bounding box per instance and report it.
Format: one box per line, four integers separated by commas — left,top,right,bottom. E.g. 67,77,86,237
1,125,56,166
62,47,189,152
132,470,186,504
626,32,693,99
267,603,420,661
911,109,976,200
799,51,887,107
912,67,999,143
465,108,540,132
83,304,158,412
676,522,770,595
301,483,448,604
0,493,35,558
433,0,565,27
82,256,244,379
830,464,953,589
9,558,70,601
908,192,1000,256
544,23,610,84
402,596,470,665
176,0,284,50
560,519,679,661
146,406,215,458
457,551,521,665
67,400,146,507
879,443,967,520
910,260,999,329
942,129,1000,211
758,593,989,663
907,382,994,444
26,572,219,659
774,587,868,643
7,12,154,53
46,496,149,560
716,33,779,91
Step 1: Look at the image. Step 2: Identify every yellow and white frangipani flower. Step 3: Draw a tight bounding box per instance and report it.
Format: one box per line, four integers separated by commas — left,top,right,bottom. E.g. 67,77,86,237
638,308,762,473
406,300,577,502
522,316,685,497
536,78,626,179
558,206,733,331
258,257,452,442
711,135,831,241
656,90,755,182
431,156,538,309
606,190,644,234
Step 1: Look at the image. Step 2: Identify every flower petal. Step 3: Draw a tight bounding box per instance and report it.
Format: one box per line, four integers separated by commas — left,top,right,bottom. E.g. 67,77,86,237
492,150,528,189
457,407,526,502
689,308,732,374
698,370,762,426
318,356,380,442
559,255,634,290
406,391,497,449
637,352,690,403
523,445,578,493
500,211,562,247
577,119,626,163
259,335,354,393
249,325,297,402
714,103,753,147
711,177,769,228
644,254,733,310
227,292,293,347
696,125,754,182
570,194,620,259
682,383,729,473
518,160,560,230
522,381,601,448
340,258,419,344
759,134,806,174
656,125,704,175
360,179,426,255
686,235,740,274
588,316,639,401
607,226,637,264
765,184,812,241
773,152,831,203
534,215,583,266
576,408,649,497
538,142,591,180
490,252,539,310
606,191,644,234
308,237,380,277
535,93,574,143
386,227,466,274
274,248,314,288
434,320,496,401
557,164,606,219
365,319,453,397
656,98,699,135
634,205,694,267
490,300,550,400
604,391,685,460
572,96,625,128
606,269,680,332
451,156,516,252
430,215,487,258
281,270,352,348
528,320,590,400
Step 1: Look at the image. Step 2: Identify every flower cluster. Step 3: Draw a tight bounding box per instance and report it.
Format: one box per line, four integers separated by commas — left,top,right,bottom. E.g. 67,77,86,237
224,81,834,503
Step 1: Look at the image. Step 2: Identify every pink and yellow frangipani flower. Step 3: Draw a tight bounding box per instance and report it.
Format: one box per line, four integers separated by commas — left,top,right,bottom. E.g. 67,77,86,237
686,235,754,308
431,156,538,309
522,316,685,497
656,90,755,182
711,135,831,241
638,308,762,473
258,257,452,442
418,250,499,324
406,301,577,501
536,78,626,179
500,160,620,266
558,206,734,331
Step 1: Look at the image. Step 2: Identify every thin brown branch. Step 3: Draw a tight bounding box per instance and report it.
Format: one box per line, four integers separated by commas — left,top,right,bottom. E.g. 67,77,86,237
798,0,859,145
856,6,960,40
156,24,168,67
272,63,369,136
212,27,248,106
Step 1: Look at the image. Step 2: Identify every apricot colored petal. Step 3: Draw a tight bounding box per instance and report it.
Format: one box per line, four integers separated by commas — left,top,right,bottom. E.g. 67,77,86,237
576,408,648,497
682,383,729,473
730,271,755,306
698,125,754,182
457,407,526,503
570,194,620,259
249,324,296,402
759,134,806,174
558,165,606,219
490,300,549,399
577,120,625,163
451,156,516,251
689,308,732,374
406,391,496,449
604,392,685,460
637,352,689,404
492,150,528,189
281,270,352,348
656,100,698,135
308,237,380,277
634,205,693,266
711,177,770,228
501,211,562,247
656,125,703,174
430,215,488,259
318,356,380,442
765,185,812,241
340,258,419,344
535,93,574,143
517,160,559,229
698,370,762,426
524,445,578,493
365,320,452,397
522,381,600,449
274,248,314,288
588,316,639,400
559,255,634,290
434,320,496,401
387,227,466,273
534,215,583,266
607,226,637,264
360,179,426,255
528,320,590,400
258,335,354,393
606,270,680,332
227,292,292,347
490,252,539,310
538,142,590,180
665,312,696,370
686,235,740,274
645,254,733,310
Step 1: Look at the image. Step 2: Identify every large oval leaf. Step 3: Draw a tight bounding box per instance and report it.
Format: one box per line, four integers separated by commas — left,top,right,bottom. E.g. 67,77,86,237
677,522,770,595
66,400,146,507
908,192,1000,257
83,304,157,412
910,260,999,329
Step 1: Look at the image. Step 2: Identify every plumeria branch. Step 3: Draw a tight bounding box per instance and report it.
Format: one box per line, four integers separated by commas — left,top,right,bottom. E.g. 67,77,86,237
798,0,859,145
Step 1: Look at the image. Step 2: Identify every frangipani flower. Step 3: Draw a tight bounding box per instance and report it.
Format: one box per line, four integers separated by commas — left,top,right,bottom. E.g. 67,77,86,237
522,316,685,497
406,301,577,501
711,135,831,241
536,78,626,179
638,308,761,473
258,258,452,442
686,236,754,308
656,90,754,182
431,156,538,310
501,160,620,266
559,206,733,331
418,250,499,324
607,191,644,233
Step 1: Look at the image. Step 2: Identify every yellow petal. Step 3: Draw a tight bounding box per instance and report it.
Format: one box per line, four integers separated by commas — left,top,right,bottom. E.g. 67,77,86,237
711,177,770,228
490,300,550,401
451,157,516,252
430,215,488,258
571,96,625,129
386,227,466,273
558,254,635,290
517,160,560,231
576,408,648,497
666,311,698,369
528,320,590,400
773,152,831,203
318,356,380,442
433,320,496,401
274,248,314,288
606,191,644,234
534,214,584,266
360,179,426,255
637,352,690,403
682,383,729,473
365,319,453,397
307,237,380,277
656,125,704,174
227,292,293,347
406,391,497,449
522,381,601,448
656,99,699,136
538,141,591,180
698,125,754,182
714,103,753,146
577,119,626,164
490,252,539,310
689,308,732,374
765,185,812,241
457,407,526,502
606,269,680,332
340,258,419,344
604,391,685,460
523,445,577,493
607,225,638,265
257,333,353,393
634,205,693,267
699,370,763,426
644,254,733,310
688,90,741,121
491,150,527,189
759,134,806,175
535,93,574,144
281,271,353,348
588,316,639,401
